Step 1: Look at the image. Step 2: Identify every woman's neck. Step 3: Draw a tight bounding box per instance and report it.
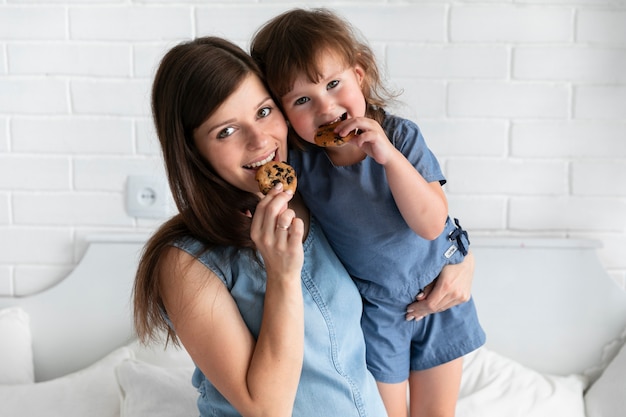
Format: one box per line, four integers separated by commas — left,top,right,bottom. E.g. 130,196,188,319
289,193,310,240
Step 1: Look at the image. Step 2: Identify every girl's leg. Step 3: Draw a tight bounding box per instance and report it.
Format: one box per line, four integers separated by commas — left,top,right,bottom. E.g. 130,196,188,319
376,379,409,417
408,357,463,417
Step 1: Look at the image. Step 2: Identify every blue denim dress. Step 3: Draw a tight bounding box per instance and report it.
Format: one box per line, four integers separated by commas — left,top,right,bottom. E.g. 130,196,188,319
172,219,387,417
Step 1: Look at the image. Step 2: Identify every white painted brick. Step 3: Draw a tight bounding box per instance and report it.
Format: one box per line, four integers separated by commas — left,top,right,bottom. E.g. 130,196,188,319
445,159,568,195
514,47,626,83
447,195,507,230
449,82,569,118
518,0,615,4
419,120,508,158
197,5,446,43
575,86,626,119
196,5,298,42
13,193,132,226
388,45,508,79
0,156,70,190
0,0,625,290
512,121,626,158
14,265,74,296
20,0,124,3
71,79,151,116
584,233,626,271
0,228,73,264
577,9,626,45
133,43,173,78
369,42,386,74
0,193,9,223
0,268,11,297
69,6,192,41
0,79,68,114
11,118,133,154
73,156,165,191
451,5,572,43
391,80,446,119
0,118,7,152
0,7,65,40
136,118,160,155
0,47,6,74
510,197,626,231
572,161,626,196
336,5,446,42
8,43,131,77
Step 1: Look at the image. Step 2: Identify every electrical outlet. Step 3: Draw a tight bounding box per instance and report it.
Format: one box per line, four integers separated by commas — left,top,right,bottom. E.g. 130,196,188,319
125,175,171,218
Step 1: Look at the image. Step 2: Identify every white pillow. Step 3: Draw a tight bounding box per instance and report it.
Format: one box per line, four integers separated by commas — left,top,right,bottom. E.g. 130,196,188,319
457,347,588,417
126,338,195,368
583,325,626,384
116,359,198,417
585,340,626,417
0,346,131,417
0,307,34,384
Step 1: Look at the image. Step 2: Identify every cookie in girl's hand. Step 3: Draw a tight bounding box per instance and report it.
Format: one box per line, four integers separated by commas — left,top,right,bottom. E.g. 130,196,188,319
255,161,297,195
314,119,356,147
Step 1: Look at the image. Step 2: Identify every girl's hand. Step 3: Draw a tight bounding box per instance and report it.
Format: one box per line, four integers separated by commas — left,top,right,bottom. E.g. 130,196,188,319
250,183,305,280
405,251,475,321
337,117,396,165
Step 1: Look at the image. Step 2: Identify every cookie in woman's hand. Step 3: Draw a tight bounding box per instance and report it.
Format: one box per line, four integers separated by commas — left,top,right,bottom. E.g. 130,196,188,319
255,161,297,195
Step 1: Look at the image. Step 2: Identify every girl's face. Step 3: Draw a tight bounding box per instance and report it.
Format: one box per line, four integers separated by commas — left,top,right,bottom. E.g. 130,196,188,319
193,74,288,194
280,50,366,144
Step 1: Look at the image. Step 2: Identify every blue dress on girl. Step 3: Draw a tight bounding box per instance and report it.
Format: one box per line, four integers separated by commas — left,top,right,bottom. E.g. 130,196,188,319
289,113,486,384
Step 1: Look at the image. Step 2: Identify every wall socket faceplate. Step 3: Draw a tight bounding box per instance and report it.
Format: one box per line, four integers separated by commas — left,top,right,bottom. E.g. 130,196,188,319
125,175,171,218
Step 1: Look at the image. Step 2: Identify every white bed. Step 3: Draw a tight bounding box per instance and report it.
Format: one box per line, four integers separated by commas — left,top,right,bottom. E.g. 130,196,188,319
1,234,625,417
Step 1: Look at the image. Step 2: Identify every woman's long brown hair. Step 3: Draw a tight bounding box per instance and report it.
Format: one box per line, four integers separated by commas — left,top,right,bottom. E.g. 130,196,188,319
133,37,265,345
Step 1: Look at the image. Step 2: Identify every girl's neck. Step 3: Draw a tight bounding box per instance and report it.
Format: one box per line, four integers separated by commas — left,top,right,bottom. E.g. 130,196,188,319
324,145,366,166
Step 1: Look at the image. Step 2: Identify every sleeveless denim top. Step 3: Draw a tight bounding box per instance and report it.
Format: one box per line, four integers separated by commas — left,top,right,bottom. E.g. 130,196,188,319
172,219,387,417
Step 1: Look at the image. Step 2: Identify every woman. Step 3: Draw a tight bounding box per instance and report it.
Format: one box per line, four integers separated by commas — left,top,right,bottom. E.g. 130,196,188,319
132,36,475,417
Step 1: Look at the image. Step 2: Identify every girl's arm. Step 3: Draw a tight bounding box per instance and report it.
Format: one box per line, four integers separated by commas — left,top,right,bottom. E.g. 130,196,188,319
382,147,448,239
344,116,448,239
160,187,305,417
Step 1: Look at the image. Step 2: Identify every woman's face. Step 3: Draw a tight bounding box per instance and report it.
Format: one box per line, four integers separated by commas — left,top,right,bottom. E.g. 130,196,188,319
193,74,289,194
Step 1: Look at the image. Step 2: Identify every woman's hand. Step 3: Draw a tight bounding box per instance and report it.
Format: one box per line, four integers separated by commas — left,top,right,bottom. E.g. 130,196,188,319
171,182,305,416
250,183,305,279
405,251,475,321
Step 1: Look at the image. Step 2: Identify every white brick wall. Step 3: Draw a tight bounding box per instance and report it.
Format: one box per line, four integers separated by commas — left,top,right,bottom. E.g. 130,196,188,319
1,0,625,296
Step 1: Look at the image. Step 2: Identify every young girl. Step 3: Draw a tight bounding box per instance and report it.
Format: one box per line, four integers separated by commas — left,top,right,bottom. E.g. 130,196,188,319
251,8,486,417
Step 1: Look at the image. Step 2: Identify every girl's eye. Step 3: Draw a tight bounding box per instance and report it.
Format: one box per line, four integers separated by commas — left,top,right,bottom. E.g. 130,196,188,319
258,106,271,118
217,126,236,139
295,97,310,106
327,80,339,90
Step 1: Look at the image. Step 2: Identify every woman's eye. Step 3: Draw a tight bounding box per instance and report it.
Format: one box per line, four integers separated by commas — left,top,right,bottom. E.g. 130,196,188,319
258,106,271,118
327,80,339,90
295,97,310,106
217,126,235,139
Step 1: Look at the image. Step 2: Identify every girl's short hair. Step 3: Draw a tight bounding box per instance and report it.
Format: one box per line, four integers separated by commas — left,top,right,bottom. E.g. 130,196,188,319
251,8,395,121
